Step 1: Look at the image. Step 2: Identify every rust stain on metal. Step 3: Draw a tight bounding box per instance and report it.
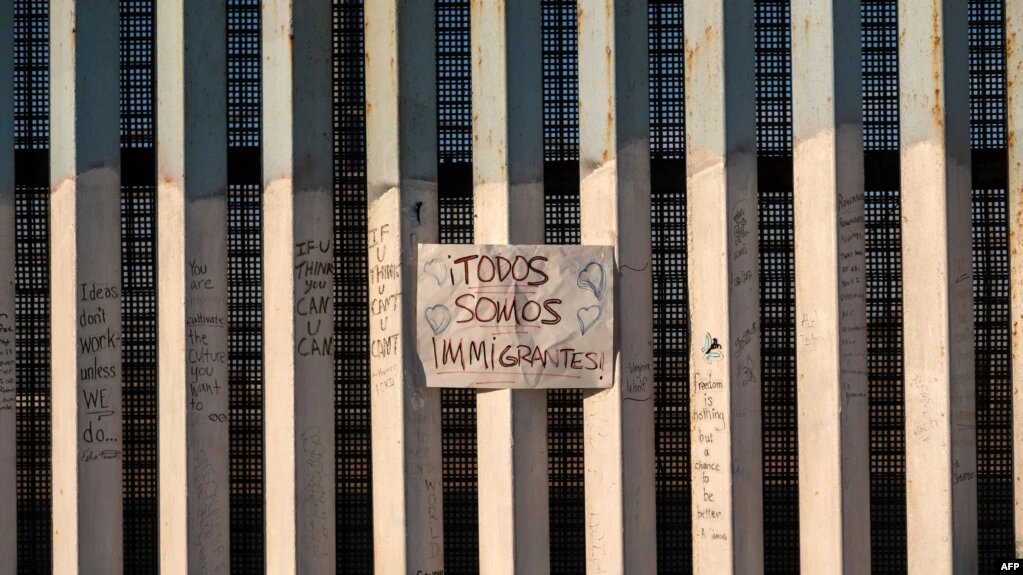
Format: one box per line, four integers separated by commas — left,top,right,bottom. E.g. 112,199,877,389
932,88,944,131
684,38,697,78
930,1,944,132
602,15,614,164
603,0,614,163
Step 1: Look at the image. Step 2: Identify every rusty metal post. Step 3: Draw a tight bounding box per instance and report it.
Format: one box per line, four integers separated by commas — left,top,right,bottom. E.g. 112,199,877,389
1007,0,1023,558
0,0,14,566
156,0,230,572
683,0,763,572
469,1,550,572
577,0,657,572
898,0,977,572
364,1,445,572
262,0,336,571
49,0,123,572
790,0,870,571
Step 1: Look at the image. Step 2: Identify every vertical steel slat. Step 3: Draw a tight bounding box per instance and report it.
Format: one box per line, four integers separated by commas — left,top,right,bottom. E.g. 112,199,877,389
682,0,764,571
49,0,123,572
790,0,871,571
577,0,658,572
1006,0,1023,558
262,0,336,571
156,0,230,572
898,0,977,571
364,1,446,572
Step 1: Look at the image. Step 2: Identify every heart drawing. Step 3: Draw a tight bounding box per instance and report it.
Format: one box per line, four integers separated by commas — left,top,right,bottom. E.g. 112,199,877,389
576,305,603,336
425,304,452,336
576,261,605,300
423,258,448,287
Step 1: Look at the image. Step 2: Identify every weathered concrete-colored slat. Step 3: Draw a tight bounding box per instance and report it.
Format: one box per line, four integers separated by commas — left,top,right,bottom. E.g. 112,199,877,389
1007,0,1023,558
682,0,763,572
364,1,445,572
898,0,977,572
262,0,337,572
0,0,15,566
577,0,657,572
50,1,123,572
470,1,549,572
156,0,230,572
790,0,870,571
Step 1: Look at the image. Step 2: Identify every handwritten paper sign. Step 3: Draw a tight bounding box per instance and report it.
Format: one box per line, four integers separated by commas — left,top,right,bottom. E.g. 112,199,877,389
417,244,614,389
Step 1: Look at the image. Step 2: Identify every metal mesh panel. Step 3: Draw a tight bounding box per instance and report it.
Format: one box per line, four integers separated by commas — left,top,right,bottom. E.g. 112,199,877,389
120,1,154,150
649,1,685,164
119,1,159,571
227,1,264,571
972,186,1012,569
862,2,900,153
862,1,907,572
754,1,799,572
13,0,51,571
334,1,374,572
12,0,45,152
436,1,479,572
542,3,585,573
543,0,579,164
969,0,1013,569
755,0,793,158
437,0,472,168
649,2,691,573
864,181,905,575
226,180,264,574
969,0,1007,152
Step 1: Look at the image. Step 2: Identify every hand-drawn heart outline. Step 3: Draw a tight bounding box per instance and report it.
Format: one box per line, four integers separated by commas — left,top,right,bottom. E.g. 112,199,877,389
577,305,603,335
577,261,605,300
423,258,448,287
425,304,452,336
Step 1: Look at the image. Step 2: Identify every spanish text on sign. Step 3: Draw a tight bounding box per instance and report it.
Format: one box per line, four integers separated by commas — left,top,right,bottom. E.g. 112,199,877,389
417,244,615,389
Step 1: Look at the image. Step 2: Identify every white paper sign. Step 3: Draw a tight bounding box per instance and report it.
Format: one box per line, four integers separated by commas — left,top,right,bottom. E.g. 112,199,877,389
416,244,614,389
